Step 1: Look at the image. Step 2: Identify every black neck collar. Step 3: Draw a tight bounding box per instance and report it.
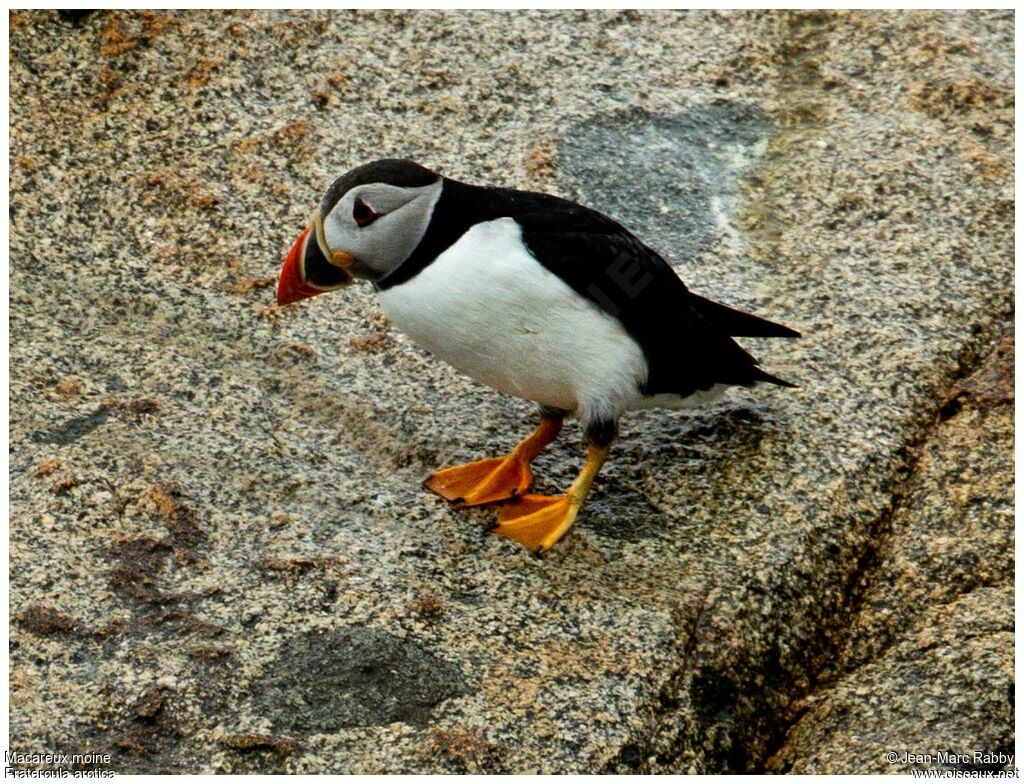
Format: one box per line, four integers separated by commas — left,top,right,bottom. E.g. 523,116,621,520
375,178,483,290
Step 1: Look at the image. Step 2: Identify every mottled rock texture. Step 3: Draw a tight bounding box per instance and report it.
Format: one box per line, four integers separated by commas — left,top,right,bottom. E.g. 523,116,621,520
9,9,1013,774
766,329,1014,775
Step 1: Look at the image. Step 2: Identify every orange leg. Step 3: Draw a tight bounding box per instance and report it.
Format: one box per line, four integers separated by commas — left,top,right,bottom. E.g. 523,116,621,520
490,441,611,555
424,415,562,507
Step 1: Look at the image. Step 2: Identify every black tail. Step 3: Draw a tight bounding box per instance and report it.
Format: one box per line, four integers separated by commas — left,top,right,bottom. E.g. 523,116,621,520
751,366,798,388
690,293,800,338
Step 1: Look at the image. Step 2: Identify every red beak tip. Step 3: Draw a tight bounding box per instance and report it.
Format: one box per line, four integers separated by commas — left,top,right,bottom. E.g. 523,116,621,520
276,225,319,306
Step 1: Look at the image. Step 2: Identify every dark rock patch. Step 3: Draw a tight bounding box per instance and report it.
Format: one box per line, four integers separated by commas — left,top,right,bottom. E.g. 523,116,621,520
558,104,772,265
15,604,78,635
33,407,111,445
251,626,468,733
940,326,1013,419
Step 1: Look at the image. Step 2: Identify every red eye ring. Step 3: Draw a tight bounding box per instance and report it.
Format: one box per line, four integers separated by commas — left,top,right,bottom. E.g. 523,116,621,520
353,198,378,227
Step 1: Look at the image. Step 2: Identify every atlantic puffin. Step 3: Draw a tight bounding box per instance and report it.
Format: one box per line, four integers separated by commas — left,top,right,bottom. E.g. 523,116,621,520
277,159,798,554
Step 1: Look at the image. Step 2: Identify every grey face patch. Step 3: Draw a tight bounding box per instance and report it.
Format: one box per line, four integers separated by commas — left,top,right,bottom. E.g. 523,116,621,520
322,178,443,282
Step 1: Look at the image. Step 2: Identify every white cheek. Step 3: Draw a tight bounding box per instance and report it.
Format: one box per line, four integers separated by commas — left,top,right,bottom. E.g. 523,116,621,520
320,180,440,276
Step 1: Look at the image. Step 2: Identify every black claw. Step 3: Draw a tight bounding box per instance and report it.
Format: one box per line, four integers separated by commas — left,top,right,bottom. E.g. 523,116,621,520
531,547,546,559
485,520,500,532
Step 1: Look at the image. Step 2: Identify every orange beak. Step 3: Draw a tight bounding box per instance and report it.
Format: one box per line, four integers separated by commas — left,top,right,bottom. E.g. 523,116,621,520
277,225,320,305
276,212,355,306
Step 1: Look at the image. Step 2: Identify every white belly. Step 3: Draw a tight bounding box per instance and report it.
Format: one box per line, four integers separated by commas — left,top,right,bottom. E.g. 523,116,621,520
376,218,648,424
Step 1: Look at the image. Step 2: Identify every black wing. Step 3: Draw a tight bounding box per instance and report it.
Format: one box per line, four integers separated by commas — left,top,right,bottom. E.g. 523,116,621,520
389,178,798,395
499,190,796,395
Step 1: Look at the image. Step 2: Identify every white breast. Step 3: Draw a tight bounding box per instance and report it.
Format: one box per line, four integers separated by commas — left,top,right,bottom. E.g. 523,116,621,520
376,218,648,424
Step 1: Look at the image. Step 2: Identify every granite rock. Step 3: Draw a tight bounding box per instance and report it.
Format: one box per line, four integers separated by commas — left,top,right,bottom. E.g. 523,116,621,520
765,329,1014,774
9,9,1014,774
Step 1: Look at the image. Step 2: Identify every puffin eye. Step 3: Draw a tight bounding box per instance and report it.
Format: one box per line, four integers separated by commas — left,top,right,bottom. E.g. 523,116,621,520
352,198,378,227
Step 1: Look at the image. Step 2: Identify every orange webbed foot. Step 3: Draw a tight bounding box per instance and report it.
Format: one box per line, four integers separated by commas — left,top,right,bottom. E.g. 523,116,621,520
490,494,580,554
424,454,533,507
424,415,562,507
487,440,612,554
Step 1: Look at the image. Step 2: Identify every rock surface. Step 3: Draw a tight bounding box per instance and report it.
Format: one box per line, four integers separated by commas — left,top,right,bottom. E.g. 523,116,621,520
766,329,1014,774
9,10,1013,774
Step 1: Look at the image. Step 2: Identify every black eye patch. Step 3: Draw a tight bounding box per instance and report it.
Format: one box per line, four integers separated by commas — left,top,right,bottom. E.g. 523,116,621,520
353,198,379,227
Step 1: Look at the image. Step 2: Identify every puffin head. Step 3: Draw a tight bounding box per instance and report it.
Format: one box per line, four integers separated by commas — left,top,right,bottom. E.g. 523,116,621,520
276,159,443,305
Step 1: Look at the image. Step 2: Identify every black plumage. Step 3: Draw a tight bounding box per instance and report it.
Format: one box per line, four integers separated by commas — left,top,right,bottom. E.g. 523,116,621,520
371,163,798,400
